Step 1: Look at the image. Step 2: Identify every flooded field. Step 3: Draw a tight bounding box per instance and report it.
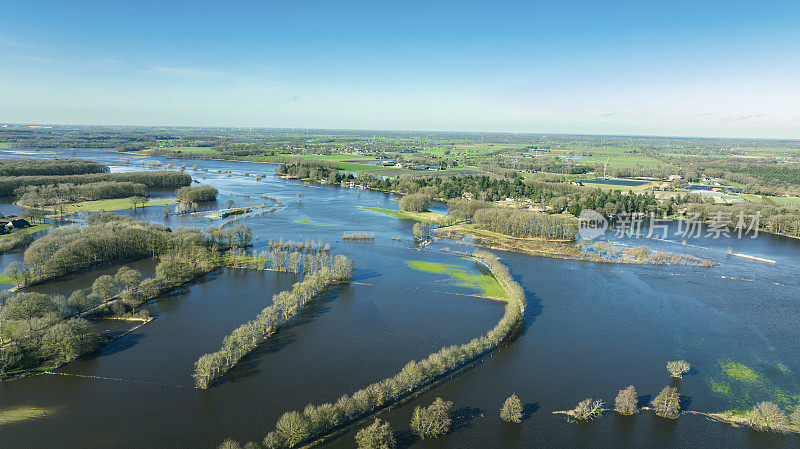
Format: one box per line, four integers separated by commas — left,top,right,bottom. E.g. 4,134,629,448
1,148,799,448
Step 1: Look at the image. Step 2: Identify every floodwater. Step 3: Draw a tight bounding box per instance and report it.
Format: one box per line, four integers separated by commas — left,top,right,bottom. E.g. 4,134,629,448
1,148,799,448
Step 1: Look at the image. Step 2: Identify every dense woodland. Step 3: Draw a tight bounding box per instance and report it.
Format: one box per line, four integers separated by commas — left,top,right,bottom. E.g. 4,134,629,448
472,208,579,240
6,214,251,286
0,158,107,177
277,160,661,216
16,181,148,207
1,217,254,377
0,288,102,377
0,170,191,197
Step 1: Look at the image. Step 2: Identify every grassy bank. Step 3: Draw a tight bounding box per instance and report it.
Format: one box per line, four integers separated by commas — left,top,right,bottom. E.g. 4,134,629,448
46,198,176,216
406,260,507,299
360,206,454,224
0,223,52,239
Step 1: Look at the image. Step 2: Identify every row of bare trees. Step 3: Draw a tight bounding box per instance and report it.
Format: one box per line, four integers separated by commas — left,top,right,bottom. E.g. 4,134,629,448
236,251,524,449
193,252,354,389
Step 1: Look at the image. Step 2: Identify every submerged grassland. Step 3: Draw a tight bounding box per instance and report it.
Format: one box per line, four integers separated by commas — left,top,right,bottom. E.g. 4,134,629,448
708,359,800,412
0,407,54,426
360,206,455,224
47,198,176,216
406,260,508,300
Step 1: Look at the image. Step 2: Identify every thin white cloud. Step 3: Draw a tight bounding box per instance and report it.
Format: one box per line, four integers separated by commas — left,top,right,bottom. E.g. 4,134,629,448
0,37,39,50
4,53,62,64
147,65,230,80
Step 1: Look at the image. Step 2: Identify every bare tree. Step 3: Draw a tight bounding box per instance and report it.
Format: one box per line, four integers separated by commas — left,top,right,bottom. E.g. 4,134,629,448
667,360,691,378
501,394,524,423
651,386,680,419
614,385,638,415
745,402,788,432
569,398,604,421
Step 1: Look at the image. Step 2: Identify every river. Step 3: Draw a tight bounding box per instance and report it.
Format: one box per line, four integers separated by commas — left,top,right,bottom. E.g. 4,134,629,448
1,148,798,448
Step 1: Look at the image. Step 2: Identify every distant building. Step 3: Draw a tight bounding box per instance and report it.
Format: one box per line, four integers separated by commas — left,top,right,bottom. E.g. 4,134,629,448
5,219,31,230
666,174,684,181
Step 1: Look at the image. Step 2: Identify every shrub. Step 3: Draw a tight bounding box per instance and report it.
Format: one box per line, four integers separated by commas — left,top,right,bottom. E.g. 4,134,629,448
666,360,690,378
355,419,396,449
570,398,604,421
614,385,638,415
410,397,453,439
501,394,523,423
745,402,788,432
651,386,680,419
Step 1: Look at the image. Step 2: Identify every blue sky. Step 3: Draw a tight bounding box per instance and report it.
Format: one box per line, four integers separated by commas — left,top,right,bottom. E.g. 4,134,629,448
1,1,799,138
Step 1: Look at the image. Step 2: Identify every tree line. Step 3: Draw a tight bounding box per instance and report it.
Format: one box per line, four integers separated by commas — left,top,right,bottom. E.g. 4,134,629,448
0,171,191,197
193,251,353,389
225,250,524,449
681,202,800,239
0,158,108,177
16,181,149,207
276,160,660,217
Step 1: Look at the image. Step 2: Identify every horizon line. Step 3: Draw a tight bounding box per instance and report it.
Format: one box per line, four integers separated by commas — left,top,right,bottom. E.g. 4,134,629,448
2,121,800,143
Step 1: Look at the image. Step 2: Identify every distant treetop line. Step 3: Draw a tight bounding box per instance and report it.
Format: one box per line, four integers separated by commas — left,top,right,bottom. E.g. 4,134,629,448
1,124,799,152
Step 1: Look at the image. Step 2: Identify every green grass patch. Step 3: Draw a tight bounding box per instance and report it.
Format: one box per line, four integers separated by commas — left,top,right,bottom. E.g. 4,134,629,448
0,407,54,426
48,198,176,216
0,274,15,284
406,260,507,299
721,361,763,385
361,206,452,224
0,223,52,239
